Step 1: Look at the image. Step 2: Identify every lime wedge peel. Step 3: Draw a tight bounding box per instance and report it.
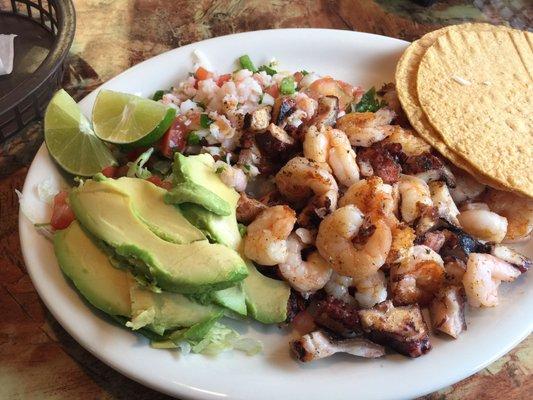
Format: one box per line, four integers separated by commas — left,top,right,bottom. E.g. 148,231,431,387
92,90,176,147
44,89,117,177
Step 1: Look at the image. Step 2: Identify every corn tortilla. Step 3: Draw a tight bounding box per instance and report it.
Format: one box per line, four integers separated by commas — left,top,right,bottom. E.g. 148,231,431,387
395,23,513,192
417,29,533,197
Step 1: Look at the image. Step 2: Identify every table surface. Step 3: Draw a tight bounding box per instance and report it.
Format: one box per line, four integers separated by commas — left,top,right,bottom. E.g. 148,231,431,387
1,0,532,399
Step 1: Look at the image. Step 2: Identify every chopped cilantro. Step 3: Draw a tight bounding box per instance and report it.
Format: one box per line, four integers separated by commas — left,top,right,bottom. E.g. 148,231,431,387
349,87,387,113
152,90,166,101
187,132,201,145
215,166,225,174
242,164,251,172
258,93,264,104
258,65,277,76
200,114,213,128
300,70,309,76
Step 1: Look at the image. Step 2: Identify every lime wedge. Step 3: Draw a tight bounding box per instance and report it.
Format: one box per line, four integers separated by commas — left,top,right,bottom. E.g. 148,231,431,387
44,89,117,177
92,90,176,146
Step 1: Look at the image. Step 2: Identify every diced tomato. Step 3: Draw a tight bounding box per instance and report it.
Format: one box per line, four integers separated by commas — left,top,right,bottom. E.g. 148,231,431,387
265,84,279,98
146,176,172,190
195,66,213,81
217,73,231,87
50,191,75,230
126,147,149,162
159,118,189,158
101,165,118,178
115,165,130,178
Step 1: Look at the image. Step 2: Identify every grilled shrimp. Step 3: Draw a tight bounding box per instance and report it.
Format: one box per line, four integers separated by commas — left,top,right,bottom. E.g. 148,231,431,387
398,174,433,224
243,205,296,265
457,209,508,243
390,245,445,306
354,270,388,309
382,126,431,156
339,176,398,226
278,233,332,293
463,253,521,307
335,108,396,147
275,157,338,227
429,181,460,226
303,126,360,187
316,205,392,281
482,189,533,243
449,170,485,205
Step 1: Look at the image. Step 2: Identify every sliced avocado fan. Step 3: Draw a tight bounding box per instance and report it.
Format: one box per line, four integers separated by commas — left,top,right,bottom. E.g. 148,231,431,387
69,177,248,294
168,153,291,323
54,221,223,335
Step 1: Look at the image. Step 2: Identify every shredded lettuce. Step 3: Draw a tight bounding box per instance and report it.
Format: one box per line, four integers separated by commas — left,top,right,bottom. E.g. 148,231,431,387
151,320,262,357
127,148,154,179
126,308,156,330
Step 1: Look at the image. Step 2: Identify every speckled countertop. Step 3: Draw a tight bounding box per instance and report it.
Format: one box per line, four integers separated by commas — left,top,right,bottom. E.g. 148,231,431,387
0,1,531,399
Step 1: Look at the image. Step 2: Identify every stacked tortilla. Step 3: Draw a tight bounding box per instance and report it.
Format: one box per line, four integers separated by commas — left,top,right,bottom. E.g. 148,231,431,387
395,23,533,198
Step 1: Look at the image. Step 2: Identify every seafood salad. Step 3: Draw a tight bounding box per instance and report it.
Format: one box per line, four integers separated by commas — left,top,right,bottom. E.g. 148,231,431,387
38,52,532,363
158,54,531,361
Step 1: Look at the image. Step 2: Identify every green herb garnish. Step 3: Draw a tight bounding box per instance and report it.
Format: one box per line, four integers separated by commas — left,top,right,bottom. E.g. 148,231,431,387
187,132,201,145
300,70,309,76
349,87,386,113
152,90,166,101
215,166,225,174
258,65,277,76
200,114,213,128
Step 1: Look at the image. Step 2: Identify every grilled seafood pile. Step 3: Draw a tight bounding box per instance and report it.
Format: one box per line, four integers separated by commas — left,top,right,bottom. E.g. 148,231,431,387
176,74,532,362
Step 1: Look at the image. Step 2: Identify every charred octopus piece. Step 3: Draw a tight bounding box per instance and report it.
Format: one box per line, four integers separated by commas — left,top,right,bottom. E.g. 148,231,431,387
358,300,432,358
402,152,456,188
244,106,272,133
291,330,385,362
429,285,467,339
357,144,402,184
306,295,363,338
272,96,296,127
310,95,339,128
256,123,298,160
236,193,267,224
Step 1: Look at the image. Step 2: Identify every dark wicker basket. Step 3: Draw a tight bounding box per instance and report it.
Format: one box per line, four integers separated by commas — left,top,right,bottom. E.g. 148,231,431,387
0,0,75,143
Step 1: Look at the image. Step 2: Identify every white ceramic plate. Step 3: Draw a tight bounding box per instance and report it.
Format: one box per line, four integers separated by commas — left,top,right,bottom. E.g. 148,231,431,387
19,29,532,400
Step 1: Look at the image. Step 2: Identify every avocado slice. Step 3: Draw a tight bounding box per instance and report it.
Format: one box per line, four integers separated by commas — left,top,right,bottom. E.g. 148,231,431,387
170,153,290,323
242,260,291,324
69,178,248,294
210,284,247,316
165,181,231,216
54,221,131,317
171,153,241,250
129,283,223,335
54,222,224,333
99,176,206,244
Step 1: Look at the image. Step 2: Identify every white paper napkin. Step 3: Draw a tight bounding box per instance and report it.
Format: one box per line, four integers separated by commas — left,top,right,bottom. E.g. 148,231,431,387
0,34,17,75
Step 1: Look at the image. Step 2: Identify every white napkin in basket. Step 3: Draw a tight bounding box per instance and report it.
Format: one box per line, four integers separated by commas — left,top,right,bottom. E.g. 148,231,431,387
0,34,17,75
